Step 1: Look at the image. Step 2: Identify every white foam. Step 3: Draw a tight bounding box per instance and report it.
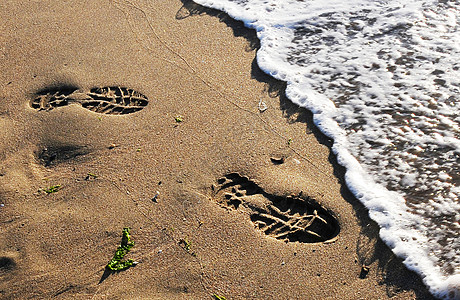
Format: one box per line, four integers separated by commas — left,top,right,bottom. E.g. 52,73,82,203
193,0,460,298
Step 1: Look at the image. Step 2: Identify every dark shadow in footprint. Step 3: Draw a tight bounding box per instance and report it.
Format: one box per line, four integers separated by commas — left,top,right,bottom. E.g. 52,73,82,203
214,173,340,243
37,144,91,167
30,86,149,115
0,257,16,272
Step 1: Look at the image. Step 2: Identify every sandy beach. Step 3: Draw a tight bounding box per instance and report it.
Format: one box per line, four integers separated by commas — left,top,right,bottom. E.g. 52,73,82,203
0,0,435,299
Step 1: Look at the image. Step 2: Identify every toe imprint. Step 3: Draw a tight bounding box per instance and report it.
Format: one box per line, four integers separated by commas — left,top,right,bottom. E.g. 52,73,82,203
213,173,340,243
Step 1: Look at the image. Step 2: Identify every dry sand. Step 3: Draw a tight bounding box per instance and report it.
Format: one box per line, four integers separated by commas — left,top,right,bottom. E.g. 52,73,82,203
0,0,435,299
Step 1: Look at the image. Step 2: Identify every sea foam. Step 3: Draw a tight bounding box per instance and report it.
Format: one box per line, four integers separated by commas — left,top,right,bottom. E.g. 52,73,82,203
193,0,460,298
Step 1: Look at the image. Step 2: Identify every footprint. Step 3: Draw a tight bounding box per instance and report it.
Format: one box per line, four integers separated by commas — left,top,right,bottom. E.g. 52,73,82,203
31,86,148,115
37,144,91,167
213,173,339,243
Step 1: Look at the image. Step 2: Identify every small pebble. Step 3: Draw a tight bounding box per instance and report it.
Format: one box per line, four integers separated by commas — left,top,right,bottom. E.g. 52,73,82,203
258,98,268,112
158,250,163,254
359,265,370,279
270,156,285,165
281,261,285,266
152,191,160,202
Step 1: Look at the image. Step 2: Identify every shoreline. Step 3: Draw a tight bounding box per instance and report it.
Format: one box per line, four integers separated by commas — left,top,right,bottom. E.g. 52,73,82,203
0,0,434,298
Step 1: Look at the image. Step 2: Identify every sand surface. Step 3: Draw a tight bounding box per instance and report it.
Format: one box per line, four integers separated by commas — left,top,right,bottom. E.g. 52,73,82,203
0,0,435,299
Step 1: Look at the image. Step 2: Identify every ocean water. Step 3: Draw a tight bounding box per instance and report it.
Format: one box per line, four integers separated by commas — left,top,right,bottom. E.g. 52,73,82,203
192,0,460,298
